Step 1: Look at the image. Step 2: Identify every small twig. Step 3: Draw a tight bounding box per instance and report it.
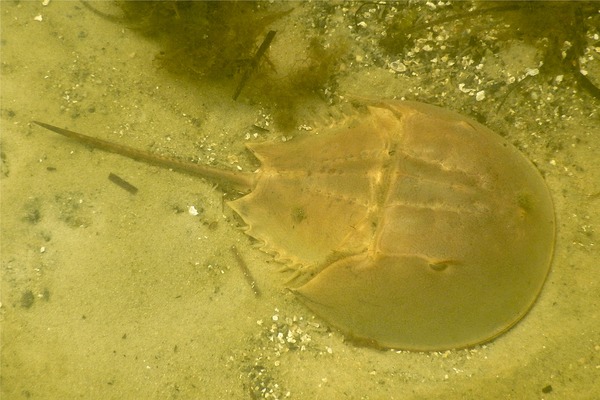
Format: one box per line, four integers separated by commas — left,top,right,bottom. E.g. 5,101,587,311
233,30,277,100
231,245,261,297
108,172,138,194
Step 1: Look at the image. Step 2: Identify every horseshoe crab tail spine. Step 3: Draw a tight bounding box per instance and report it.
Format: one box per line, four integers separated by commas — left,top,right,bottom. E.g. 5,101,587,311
32,121,256,192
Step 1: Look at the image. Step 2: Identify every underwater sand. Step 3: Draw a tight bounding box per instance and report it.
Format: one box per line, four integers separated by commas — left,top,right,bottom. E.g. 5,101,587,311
1,2,599,399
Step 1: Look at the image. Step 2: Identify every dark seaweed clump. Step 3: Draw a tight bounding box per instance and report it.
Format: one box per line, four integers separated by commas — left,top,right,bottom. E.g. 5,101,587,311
116,1,283,80
89,1,351,129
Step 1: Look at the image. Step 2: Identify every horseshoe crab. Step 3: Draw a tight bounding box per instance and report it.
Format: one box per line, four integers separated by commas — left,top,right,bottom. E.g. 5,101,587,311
33,100,555,351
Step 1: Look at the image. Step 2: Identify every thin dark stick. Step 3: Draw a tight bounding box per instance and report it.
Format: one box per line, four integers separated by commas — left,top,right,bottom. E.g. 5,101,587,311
231,245,260,297
233,30,277,100
108,172,138,194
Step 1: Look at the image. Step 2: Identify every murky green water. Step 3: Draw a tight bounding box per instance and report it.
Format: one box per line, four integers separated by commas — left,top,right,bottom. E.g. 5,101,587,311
2,2,599,399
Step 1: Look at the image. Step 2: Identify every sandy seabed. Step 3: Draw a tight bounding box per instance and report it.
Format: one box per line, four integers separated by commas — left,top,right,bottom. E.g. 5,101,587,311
1,2,599,399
